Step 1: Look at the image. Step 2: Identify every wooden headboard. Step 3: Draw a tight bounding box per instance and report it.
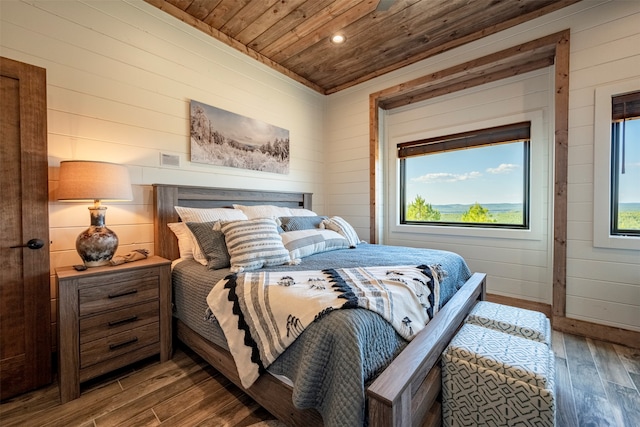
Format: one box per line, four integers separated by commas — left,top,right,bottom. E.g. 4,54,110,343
153,184,312,261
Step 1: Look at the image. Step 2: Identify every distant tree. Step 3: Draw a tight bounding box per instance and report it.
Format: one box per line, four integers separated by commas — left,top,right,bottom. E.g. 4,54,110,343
211,131,226,145
261,141,273,155
462,202,496,223
407,195,441,221
190,105,210,145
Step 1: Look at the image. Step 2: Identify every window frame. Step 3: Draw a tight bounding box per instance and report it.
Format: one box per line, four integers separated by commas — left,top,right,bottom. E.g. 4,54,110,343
610,92,640,237
398,122,531,229
594,81,640,250
387,111,545,241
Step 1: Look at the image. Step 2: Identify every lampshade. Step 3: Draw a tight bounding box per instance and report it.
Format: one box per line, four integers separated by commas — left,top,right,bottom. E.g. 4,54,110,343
58,160,132,267
57,160,133,202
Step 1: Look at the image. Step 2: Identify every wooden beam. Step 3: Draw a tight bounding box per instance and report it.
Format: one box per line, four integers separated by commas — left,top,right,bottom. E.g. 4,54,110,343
372,31,564,104
381,53,555,110
553,30,570,317
369,93,380,244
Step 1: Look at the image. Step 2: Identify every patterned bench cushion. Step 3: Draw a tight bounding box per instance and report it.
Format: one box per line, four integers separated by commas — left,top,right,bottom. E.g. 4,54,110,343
442,323,555,426
466,300,551,346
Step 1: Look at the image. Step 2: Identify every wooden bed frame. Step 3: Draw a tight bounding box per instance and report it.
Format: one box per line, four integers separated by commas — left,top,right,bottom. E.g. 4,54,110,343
153,183,486,427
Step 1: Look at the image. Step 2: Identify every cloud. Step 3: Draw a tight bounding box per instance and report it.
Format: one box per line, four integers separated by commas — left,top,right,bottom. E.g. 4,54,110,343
486,163,519,174
411,171,481,183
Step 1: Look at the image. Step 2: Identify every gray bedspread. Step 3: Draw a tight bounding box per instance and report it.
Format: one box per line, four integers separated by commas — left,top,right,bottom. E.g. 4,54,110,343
172,243,471,426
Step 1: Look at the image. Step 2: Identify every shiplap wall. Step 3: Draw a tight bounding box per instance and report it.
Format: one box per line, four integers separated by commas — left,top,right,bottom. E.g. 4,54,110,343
325,0,640,332
0,0,325,347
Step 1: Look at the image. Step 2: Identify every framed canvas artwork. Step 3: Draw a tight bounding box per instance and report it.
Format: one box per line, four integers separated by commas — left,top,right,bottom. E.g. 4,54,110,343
190,100,290,174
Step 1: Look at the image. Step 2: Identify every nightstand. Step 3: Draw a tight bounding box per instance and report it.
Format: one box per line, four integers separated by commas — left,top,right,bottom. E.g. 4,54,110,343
56,256,172,403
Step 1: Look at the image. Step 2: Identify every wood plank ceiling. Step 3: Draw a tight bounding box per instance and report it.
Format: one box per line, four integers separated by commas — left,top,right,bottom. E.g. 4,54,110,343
145,0,580,94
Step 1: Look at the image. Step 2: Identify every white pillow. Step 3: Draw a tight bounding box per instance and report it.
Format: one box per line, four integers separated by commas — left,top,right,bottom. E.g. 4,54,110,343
232,204,292,219
167,222,207,265
288,208,317,217
321,216,361,248
217,218,292,272
175,206,247,223
281,229,349,259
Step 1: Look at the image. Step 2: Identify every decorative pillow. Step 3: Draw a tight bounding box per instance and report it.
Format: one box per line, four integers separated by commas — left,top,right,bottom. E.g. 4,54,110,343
232,204,292,219
167,222,207,265
280,229,350,259
185,222,230,270
321,216,360,248
217,218,291,272
278,216,328,232
288,208,318,217
175,206,247,223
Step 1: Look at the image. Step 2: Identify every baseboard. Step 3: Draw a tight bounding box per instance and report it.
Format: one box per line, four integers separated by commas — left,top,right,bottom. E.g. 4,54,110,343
486,293,640,349
485,293,552,318
552,315,640,349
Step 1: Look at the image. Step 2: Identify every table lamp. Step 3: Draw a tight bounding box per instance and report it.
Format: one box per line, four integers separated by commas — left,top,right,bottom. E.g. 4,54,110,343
57,160,133,267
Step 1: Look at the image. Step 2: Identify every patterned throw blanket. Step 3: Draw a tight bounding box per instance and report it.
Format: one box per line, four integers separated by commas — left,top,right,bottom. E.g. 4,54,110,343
206,264,443,388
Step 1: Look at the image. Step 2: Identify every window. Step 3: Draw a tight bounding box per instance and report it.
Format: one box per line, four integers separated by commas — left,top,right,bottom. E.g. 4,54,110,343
594,81,640,250
398,122,530,229
610,91,640,237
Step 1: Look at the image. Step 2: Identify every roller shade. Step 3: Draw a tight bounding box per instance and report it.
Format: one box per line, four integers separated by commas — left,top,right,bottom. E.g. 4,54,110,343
397,121,530,159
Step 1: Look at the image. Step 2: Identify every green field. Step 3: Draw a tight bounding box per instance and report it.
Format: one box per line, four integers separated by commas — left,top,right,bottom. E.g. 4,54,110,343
618,211,640,230
408,201,640,229
439,211,524,224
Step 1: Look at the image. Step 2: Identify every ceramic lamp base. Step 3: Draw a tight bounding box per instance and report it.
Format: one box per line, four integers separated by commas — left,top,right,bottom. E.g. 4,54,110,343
76,206,119,267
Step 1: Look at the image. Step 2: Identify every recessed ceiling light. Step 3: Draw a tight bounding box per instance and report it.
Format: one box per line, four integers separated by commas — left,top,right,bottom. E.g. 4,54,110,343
330,33,346,44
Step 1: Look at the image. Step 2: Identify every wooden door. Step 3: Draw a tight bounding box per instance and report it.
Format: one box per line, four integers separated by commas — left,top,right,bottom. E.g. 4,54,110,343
0,57,51,400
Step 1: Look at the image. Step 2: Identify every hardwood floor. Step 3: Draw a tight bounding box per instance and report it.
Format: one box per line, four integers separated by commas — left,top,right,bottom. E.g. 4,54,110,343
1,331,639,427
553,331,640,427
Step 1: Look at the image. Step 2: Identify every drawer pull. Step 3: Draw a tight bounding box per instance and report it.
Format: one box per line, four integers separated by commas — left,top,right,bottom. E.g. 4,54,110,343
108,316,138,327
108,289,137,299
109,337,138,350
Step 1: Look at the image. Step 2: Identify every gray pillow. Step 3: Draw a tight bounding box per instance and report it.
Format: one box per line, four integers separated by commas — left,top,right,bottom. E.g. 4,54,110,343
278,216,328,232
185,221,230,270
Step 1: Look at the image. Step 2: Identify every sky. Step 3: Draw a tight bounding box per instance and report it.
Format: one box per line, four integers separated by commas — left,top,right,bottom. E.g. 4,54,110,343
191,100,289,147
404,141,527,205
404,121,640,206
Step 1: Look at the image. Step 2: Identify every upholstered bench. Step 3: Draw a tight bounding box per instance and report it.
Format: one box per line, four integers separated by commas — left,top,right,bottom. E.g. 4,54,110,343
465,300,552,346
442,323,556,426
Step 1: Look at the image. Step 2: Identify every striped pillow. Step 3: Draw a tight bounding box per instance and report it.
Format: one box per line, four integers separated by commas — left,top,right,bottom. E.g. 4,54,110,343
218,218,291,272
281,229,349,259
321,216,360,248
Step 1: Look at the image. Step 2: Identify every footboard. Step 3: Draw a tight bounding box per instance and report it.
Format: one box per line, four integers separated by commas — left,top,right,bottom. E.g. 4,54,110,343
367,272,486,427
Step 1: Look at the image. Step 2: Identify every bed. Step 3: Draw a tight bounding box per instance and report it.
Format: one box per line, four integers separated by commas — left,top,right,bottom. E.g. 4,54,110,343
153,184,486,427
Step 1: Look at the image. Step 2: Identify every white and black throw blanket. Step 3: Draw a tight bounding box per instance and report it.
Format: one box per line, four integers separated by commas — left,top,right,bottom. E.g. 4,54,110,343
206,264,443,388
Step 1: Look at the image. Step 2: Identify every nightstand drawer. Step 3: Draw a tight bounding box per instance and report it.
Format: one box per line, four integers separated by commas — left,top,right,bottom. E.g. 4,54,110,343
80,300,160,344
80,321,159,369
79,277,159,316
